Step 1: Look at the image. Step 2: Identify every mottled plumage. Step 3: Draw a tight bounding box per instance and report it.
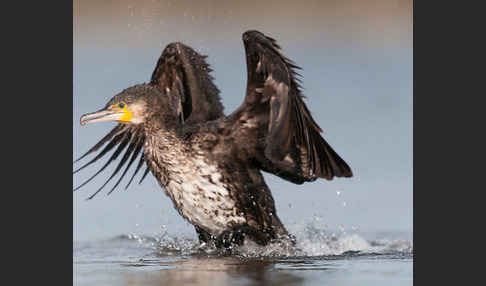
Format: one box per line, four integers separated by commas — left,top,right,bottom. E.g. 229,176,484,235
74,30,352,248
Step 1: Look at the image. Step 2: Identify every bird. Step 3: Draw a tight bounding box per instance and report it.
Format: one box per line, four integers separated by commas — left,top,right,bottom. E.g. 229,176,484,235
74,30,353,249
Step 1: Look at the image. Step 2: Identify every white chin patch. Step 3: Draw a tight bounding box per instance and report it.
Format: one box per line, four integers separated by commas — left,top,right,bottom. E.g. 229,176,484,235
129,117,144,124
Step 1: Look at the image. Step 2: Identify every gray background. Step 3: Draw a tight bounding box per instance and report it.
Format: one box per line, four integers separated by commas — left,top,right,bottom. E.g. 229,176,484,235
74,0,412,242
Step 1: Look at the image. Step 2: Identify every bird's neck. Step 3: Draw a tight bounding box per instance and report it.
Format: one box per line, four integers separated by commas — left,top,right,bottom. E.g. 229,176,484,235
142,124,187,186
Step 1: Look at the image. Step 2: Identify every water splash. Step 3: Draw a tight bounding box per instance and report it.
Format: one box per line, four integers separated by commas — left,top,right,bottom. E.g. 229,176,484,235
75,224,412,264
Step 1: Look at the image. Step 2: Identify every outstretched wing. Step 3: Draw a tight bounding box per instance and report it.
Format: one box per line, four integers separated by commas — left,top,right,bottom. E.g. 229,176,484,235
150,42,224,124
230,30,352,184
73,43,224,199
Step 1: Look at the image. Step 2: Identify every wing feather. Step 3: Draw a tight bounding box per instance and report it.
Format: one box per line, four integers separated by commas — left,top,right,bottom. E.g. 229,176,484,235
237,30,352,183
73,125,149,199
125,154,146,190
108,134,145,194
74,130,131,193
150,42,224,124
73,125,129,174
138,166,151,185
73,124,125,164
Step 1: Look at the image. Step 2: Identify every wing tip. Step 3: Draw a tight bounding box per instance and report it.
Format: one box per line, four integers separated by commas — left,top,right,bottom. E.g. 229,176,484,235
315,156,353,181
242,30,279,48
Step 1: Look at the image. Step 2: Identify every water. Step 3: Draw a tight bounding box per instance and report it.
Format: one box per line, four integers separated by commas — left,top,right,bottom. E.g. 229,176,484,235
74,226,412,286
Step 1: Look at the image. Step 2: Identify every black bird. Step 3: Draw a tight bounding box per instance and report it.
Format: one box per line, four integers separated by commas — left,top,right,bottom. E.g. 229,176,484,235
74,30,352,248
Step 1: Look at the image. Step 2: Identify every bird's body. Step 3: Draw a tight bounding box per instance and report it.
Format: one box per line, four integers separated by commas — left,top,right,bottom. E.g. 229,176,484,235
137,87,290,245
144,126,248,236
74,30,352,248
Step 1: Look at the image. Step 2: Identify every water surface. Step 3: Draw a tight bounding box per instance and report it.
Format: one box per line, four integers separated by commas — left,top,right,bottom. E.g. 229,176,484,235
74,227,412,286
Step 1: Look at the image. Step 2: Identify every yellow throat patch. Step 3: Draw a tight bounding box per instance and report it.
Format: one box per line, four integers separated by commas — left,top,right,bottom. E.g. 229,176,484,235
117,105,133,123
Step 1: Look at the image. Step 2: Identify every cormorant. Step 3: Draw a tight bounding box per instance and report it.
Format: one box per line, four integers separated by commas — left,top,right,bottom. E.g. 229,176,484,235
74,30,352,248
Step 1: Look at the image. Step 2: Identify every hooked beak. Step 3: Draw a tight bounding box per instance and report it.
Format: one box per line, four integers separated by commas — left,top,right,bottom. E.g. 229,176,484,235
80,108,124,126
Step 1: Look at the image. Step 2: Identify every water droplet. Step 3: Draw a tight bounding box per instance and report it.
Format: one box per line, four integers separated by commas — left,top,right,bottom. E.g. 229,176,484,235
339,224,345,232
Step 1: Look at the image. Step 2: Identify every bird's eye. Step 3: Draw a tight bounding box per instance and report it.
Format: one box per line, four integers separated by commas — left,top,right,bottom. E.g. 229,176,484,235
119,103,125,108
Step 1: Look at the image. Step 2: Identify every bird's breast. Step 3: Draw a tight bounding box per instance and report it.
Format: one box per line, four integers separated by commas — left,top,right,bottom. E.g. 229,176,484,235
145,140,246,235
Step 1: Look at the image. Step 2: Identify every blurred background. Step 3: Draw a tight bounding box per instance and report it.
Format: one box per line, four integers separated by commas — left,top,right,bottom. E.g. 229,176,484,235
73,0,412,242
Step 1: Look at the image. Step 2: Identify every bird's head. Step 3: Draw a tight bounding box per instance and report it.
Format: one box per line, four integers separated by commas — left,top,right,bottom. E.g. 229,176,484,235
80,84,175,127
